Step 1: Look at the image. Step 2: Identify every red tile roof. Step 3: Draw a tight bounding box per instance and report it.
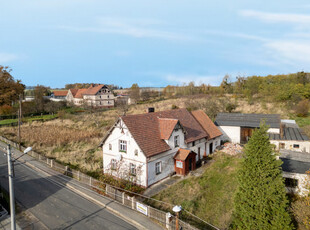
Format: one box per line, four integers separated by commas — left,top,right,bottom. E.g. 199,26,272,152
174,149,195,161
53,90,68,97
75,89,88,98
158,118,179,140
121,108,209,157
69,89,79,97
84,84,106,95
191,110,222,139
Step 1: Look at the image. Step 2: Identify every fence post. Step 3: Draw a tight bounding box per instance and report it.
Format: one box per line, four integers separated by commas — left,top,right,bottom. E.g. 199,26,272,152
50,159,53,168
132,196,135,210
89,177,92,186
38,154,41,160
106,184,109,195
122,192,125,204
77,171,80,180
147,206,151,218
166,212,172,230
65,166,68,175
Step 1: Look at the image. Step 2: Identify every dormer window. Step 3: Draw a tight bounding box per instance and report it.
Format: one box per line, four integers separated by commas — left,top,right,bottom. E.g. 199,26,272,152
174,135,179,148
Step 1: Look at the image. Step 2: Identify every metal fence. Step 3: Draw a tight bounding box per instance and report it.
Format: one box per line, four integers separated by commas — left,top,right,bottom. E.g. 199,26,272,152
0,136,218,230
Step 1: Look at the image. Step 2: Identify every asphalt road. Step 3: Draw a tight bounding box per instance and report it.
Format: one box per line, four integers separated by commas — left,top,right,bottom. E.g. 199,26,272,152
0,148,137,230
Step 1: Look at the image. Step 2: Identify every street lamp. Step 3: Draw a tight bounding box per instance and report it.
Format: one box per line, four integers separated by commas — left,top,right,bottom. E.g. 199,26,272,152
172,205,182,230
7,144,32,230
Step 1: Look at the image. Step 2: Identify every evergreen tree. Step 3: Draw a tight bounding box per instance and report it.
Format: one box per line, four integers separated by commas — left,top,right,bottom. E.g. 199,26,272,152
232,124,293,230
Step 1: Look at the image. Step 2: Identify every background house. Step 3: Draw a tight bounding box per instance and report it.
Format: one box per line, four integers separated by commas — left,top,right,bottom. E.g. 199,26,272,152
215,113,310,152
66,84,114,107
100,108,222,187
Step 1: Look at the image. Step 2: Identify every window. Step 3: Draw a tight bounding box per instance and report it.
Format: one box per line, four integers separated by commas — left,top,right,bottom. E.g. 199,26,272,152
111,159,117,170
134,149,138,156
192,141,195,147
198,147,201,159
119,140,127,153
293,144,300,149
174,135,179,148
155,162,162,175
284,178,298,188
130,163,136,176
109,144,112,150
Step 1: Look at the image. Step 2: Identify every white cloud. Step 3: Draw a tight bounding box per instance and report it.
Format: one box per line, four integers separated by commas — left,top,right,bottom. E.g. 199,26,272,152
240,10,310,25
264,40,310,66
59,17,194,42
204,30,268,42
165,74,222,86
0,53,18,63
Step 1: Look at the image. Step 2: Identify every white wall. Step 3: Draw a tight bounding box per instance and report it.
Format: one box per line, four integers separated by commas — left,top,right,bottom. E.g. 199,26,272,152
102,119,147,186
270,140,310,153
218,126,241,143
147,150,176,186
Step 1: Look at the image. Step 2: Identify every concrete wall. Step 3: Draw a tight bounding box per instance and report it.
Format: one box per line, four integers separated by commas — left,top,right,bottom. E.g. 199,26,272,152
218,126,241,143
270,140,310,153
267,128,280,134
283,171,309,196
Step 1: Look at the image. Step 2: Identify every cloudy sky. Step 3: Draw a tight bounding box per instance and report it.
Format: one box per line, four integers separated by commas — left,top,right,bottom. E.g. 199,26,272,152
1,1,310,88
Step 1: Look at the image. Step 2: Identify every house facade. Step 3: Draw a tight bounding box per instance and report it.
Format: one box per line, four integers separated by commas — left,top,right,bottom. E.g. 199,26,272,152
100,108,222,187
66,84,114,107
215,113,310,152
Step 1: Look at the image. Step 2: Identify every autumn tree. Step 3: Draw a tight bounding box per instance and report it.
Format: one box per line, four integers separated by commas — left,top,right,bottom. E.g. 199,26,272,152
33,85,50,113
0,66,25,106
232,124,292,230
129,83,140,103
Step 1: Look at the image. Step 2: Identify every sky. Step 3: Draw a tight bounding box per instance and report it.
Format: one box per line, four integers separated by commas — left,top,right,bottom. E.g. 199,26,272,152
1,1,310,88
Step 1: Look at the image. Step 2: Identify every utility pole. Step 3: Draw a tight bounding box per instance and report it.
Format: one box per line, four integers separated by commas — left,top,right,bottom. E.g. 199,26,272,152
17,95,22,151
7,144,16,230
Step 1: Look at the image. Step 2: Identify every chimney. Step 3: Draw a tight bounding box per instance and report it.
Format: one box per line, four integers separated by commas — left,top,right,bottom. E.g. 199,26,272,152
148,107,155,113
280,123,285,139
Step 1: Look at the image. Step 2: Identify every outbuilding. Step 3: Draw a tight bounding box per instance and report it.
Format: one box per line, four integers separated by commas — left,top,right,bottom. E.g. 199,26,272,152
174,149,196,176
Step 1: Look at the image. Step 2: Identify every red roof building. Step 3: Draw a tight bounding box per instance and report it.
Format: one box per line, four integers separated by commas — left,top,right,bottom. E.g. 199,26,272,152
101,108,222,187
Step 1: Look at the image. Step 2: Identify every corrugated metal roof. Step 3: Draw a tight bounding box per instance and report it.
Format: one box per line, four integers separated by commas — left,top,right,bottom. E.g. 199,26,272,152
215,113,280,128
281,158,310,174
269,127,309,141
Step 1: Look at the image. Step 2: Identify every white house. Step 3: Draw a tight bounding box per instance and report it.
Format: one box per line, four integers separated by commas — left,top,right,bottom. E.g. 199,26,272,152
66,84,115,107
100,108,222,187
215,113,310,153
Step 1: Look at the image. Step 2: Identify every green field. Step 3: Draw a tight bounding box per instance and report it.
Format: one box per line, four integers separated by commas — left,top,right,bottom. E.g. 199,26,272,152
152,153,242,229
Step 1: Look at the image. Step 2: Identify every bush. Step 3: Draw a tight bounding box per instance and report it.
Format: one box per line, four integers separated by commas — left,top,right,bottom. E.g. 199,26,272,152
295,99,310,117
0,105,14,115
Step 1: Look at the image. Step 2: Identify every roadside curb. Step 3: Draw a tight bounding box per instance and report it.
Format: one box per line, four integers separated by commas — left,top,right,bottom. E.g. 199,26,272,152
22,160,149,230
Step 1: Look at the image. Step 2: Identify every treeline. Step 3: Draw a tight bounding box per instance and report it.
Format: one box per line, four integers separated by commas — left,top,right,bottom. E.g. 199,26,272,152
65,83,121,90
221,72,310,102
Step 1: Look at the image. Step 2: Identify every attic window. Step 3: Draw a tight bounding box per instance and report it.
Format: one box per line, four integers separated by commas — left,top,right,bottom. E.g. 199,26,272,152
109,144,112,150
293,144,300,149
174,135,179,148
134,149,138,156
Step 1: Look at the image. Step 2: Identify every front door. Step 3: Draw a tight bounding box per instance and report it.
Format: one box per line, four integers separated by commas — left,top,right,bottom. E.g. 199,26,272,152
189,158,192,171
209,142,213,154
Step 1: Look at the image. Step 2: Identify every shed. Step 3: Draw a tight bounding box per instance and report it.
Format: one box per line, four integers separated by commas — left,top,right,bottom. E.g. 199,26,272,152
174,149,196,176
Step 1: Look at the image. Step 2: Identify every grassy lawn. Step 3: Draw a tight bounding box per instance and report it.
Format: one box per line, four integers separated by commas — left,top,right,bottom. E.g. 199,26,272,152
0,114,57,125
291,115,310,127
0,119,18,125
152,152,242,229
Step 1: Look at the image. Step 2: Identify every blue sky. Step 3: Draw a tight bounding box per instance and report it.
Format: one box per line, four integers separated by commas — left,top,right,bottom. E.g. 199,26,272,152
1,1,310,88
